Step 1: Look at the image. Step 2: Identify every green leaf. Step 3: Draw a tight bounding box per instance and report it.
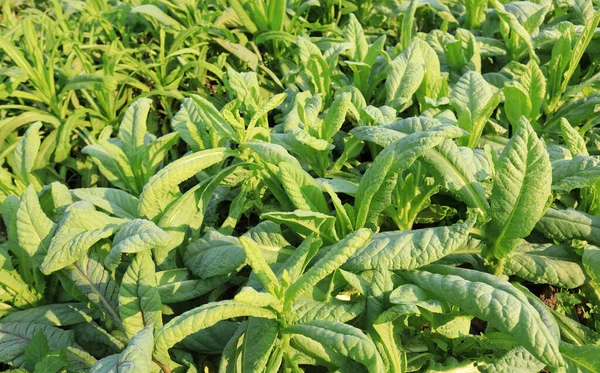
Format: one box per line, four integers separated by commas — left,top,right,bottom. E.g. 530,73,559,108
560,119,588,156
285,320,384,372
239,236,283,298
89,326,154,373
184,229,245,279
451,71,500,148
23,331,49,371
479,346,544,373
403,266,564,370
105,219,169,271
552,156,600,193
13,121,42,184
62,251,121,329
242,318,279,373
153,300,276,364
1,303,96,326
71,188,139,220
119,252,162,338
582,245,600,282
536,207,600,246
261,210,338,243
138,147,233,220
285,228,372,309
504,241,588,289
0,322,74,365
485,117,551,259
119,98,152,165
40,203,127,274
344,218,473,271
34,349,69,373
16,185,56,266
82,141,136,193
278,162,329,213
386,55,425,110
355,124,464,229
293,298,365,324
130,5,182,30
560,342,600,372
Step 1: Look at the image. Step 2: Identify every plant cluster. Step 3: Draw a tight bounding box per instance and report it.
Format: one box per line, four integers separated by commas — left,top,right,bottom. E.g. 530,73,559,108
2,0,600,372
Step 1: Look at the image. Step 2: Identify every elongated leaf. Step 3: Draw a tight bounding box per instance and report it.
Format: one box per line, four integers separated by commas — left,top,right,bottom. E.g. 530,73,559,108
41,203,127,274
119,252,162,338
71,188,139,220
90,326,154,373
1,303,96,326
154,300,276,363
62,252,121,329
105,219,168,271
536,207,600,246
403,266,564,370
285,320,384,372
285,229,372,308
16,185,55,265
138,148,233,219
344,219,473,271
552,156,600,193
242,318,279,373
0,322,74,365
485,117,551,259
504,241,587,289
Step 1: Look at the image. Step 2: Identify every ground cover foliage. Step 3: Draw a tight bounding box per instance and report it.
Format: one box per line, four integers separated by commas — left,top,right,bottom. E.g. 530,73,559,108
2,0,600,372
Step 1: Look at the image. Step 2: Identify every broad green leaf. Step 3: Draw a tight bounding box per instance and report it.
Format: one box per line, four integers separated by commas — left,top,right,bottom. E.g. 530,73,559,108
34,349,69,373
71,188,139,220
16,185,55,265
239,236,282,298
480,346,544,373
386,55,425,110
403,266,564,370
504,241,588,288
138,147,233,220
352,118,488,213
13,122,42,184
560,342,600,372
0,322,74,365
105,219,169,271
118,98,151,162
1,303,96,326
177,321,239,355
552,156,600,193
278,162,328,214
354,124,465,229
23,331,48,371
285,228,372,309
83,141,136,193
184,229,245,279
154,300,276,363
261,210,338,243
451,71,500,148
119,252,162,338
285,320,384,372
242,318,279,373
41,203,127,274
89,326,154,373
582,245,600,282
62,252,121,329
344,218,473,271
560,119,588,156
485,117,551,259
536,207,600,246
293,298,365,324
